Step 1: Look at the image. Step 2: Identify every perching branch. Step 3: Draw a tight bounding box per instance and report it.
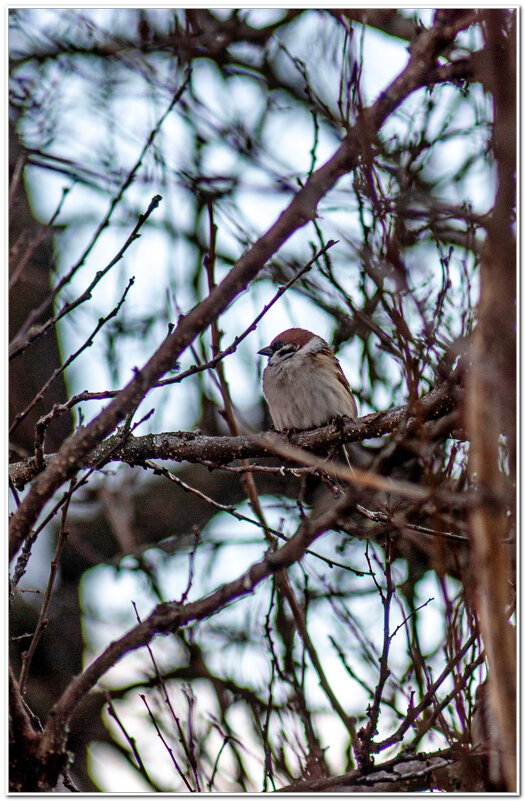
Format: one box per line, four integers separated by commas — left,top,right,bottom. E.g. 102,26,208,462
9,380,462,491
8,10,477,561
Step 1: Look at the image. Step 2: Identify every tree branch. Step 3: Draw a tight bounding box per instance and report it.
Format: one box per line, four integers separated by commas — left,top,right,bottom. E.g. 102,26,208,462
37,492,355,769
465,9,516,791
8,10,476,561
9,381,462,491
279,747,485,792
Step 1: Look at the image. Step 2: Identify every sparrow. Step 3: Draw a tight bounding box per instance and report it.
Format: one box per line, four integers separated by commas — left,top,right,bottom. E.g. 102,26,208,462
258,328,357,431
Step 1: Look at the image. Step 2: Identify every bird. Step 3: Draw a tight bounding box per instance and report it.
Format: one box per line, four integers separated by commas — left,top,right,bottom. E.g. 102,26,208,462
258,328,357,431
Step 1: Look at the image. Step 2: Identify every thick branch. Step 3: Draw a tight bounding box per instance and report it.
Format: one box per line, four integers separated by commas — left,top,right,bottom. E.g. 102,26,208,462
38,492,354,763
279,747,485,792
465,9,516,792
9,382,462,490
8,10,476,561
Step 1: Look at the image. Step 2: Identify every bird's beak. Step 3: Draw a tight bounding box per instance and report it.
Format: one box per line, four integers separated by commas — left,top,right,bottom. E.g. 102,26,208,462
258,345,273,357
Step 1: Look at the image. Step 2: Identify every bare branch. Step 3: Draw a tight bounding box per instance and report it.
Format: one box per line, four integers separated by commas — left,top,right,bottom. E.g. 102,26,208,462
279,747,485,793
8,13,477,560
37,491,355,764
9,380,461,491
465,9,516,791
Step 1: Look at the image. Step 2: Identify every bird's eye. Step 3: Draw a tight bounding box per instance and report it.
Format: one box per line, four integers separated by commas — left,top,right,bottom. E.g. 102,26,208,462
275,343,296,358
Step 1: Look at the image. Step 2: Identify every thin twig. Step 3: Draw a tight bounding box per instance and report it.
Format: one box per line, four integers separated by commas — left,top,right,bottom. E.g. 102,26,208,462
9,9,477,576
9,184,72,290
372,626,480,754
18,480,74,693
9,151,27,213
156,237,339,388
11,276,135,440
142,460,366,575
11,410,153,584
9,69,191,359
139,693,194,792
357,537,394,766
409,651,485,750
105,691,160,790
132,602,201,791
